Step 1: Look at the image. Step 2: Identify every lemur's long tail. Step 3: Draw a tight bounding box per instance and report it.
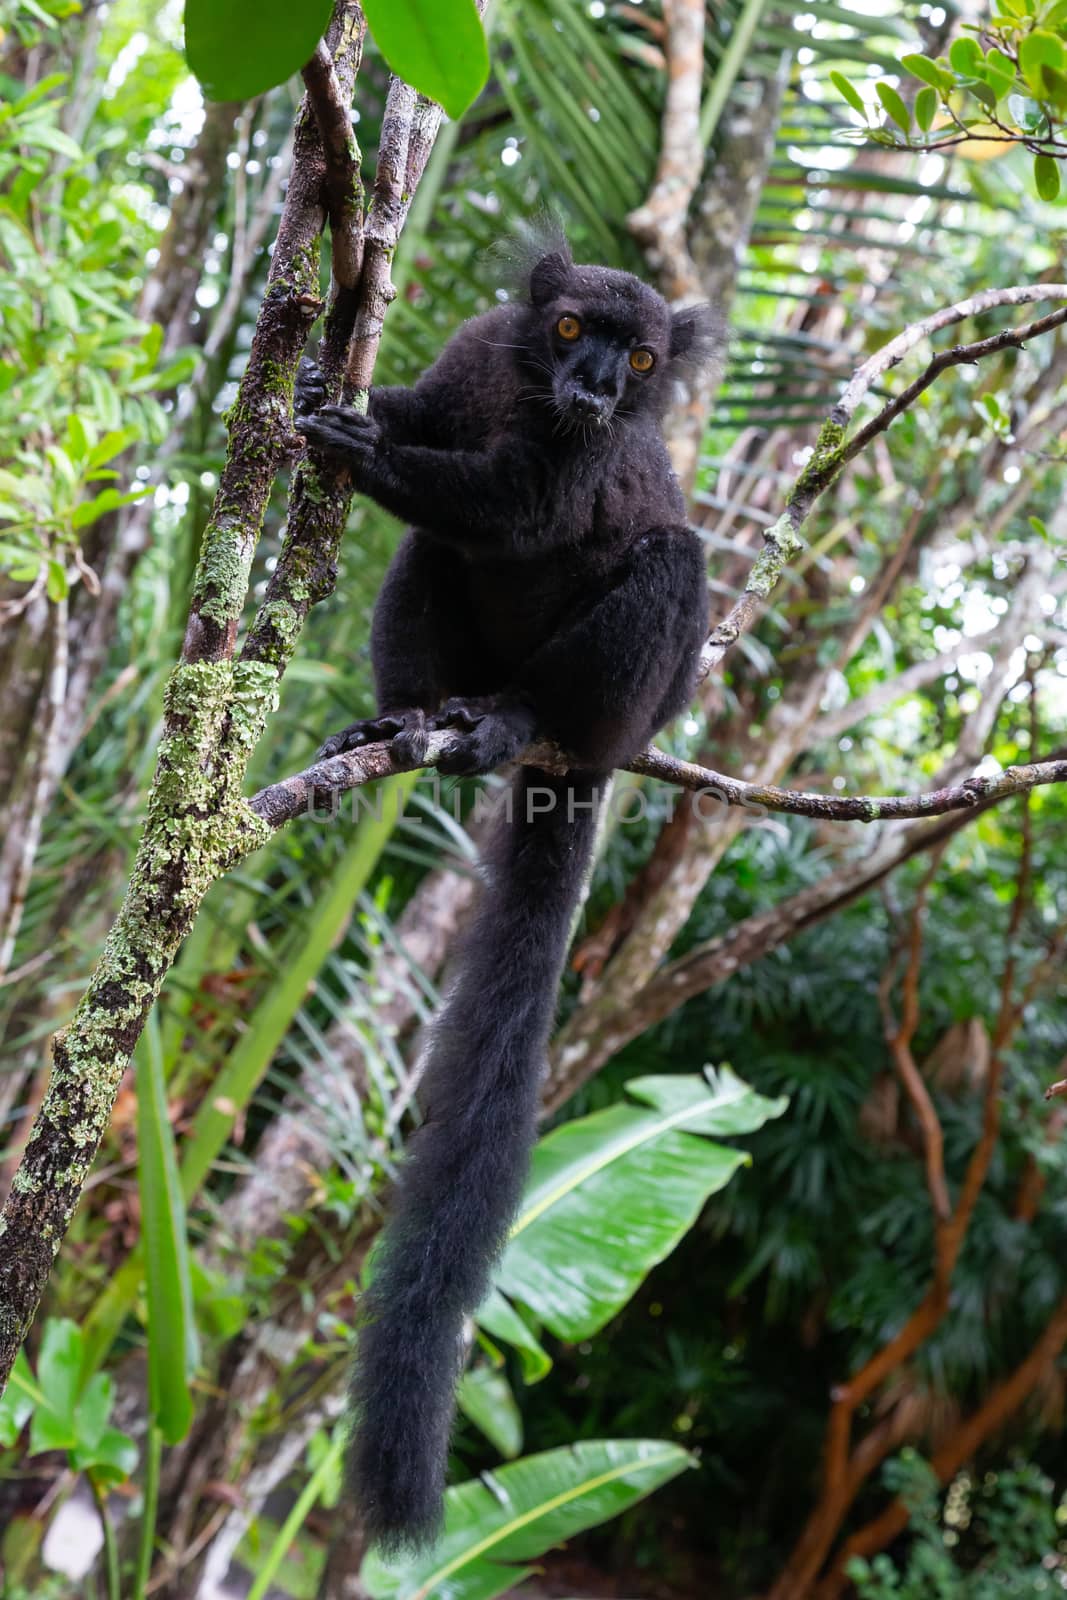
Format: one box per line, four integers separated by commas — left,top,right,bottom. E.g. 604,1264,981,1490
348,768,606,1551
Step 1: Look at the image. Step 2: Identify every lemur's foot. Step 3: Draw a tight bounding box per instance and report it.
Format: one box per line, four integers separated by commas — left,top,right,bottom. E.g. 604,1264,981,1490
430,696,503,733
435,699,537,777
296,404,380,460
318,709,429,766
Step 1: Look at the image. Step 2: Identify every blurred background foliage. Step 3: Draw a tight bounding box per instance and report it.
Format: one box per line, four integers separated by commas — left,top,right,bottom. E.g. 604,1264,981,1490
2,0,1067,1595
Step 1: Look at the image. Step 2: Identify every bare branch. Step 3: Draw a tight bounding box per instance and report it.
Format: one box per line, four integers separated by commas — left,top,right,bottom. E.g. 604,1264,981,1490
302,39,364,290
247,741,1067,835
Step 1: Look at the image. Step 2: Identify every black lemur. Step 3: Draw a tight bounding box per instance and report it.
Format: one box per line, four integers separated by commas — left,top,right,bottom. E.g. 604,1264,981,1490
295,235,714,1551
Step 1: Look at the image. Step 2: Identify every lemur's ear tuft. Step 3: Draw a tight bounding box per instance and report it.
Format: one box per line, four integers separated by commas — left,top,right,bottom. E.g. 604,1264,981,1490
669,301,722,368
529,249,572,306
491,214,573,304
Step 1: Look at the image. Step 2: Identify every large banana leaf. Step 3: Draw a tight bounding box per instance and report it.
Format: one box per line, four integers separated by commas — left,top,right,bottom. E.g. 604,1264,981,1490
362,1438,692,1600
491,1068,787,1344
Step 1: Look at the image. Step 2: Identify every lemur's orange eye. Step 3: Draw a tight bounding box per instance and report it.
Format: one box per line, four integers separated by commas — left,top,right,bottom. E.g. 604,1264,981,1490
629,348,655,374
556,314,582,341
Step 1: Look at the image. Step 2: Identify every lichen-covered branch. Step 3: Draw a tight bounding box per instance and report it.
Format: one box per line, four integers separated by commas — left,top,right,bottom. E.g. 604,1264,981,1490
0,1,371,1394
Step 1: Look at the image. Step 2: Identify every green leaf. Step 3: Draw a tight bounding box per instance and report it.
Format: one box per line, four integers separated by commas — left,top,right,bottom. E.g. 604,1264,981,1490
80,1427,138,1487
1034,150,1061,199
28,1319,80,1454
0,1352,37,1446
362,1439,694,1600
136,1011,199,1444
983,46,1017,99
184,0,335,102
73,1372,113,1451
457,1364,523,1459
1020,28,1066,94
949,36,982,75
915,85,938,131
1029,514,1050,540
45,559,68,602
86,426,140,469
876,80,911,133
70,486,148,529
477,1289,552,1383
829,69,867,118
362,0,490,121
1040,61,1067,105
491,1069,788,1342
901,52,950,90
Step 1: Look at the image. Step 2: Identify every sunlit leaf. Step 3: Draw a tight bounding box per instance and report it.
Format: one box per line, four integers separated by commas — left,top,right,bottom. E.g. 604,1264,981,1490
876,80,911,133
184,0,334,101
830,70,867,119
362,0,490,121
915,86,938,131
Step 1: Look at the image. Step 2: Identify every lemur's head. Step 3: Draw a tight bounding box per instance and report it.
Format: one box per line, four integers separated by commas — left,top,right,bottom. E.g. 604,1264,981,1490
519,236,717,433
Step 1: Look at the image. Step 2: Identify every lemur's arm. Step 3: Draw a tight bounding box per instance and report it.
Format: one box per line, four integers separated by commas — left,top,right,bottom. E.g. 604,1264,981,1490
295,403,544,551
294,360,431,446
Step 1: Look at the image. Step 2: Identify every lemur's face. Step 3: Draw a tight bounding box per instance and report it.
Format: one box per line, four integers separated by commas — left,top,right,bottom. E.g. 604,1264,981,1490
522,251,713,436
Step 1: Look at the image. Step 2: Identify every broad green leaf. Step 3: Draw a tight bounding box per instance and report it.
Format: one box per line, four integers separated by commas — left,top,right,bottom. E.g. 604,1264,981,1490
949,37,982,76
184,0,334,102
1034,151,1061,199
362,0,490,122
457,1364,523,1459
915,86,938,131
876,80,911,133
363,1439,693,1600
28,1319,80,1453
0,1352,37,1446
829,70,867,118
492,1069,788,1342
1040,61,1067,106
79,1427,138,1486
136,1011,199,1444
1020,28,1066,95
900,52,950,90
73,1372,113,1450
1029,515,1050,540
983,46,1016,98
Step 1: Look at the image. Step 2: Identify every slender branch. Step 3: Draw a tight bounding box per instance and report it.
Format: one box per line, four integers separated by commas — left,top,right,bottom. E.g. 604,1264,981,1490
878,854,951,1223
302,40,364,290
627,0,706,301
248,740,1067,834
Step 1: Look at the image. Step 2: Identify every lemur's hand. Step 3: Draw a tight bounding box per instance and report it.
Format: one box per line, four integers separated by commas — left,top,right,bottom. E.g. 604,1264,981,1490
296,404,382,468
294,356,328,416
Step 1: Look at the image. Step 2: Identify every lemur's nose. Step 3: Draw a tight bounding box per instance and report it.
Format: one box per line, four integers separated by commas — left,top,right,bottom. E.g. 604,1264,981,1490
572,389,608,418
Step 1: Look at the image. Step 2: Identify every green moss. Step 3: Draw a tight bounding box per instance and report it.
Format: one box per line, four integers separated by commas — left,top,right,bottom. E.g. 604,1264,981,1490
746,513,805,599
790,418,847,505
191,520,250,626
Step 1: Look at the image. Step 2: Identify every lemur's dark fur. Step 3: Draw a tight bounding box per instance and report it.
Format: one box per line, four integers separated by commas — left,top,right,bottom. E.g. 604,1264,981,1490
295,236,713,1551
